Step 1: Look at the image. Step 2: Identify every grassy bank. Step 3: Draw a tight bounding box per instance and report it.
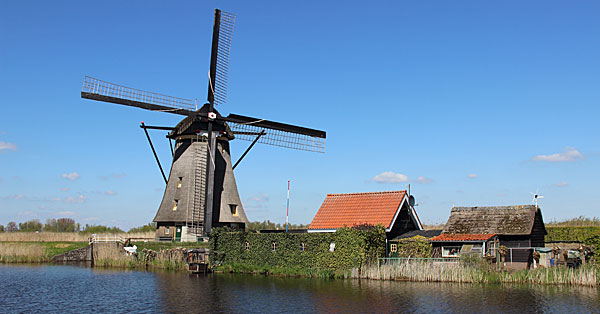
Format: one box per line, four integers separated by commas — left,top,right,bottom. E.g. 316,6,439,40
0,242,89,263
351,262,598,287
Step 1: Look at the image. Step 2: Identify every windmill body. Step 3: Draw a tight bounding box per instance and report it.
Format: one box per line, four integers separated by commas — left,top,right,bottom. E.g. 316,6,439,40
153,106,247,240
80,9,326,240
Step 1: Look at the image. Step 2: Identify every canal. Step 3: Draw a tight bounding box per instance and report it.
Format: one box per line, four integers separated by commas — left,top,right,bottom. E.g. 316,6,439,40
1,264,598,313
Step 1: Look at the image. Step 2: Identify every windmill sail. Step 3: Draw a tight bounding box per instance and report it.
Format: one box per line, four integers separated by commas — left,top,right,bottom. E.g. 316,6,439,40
225,113,326,153
207,10,236,107
81,76,196,116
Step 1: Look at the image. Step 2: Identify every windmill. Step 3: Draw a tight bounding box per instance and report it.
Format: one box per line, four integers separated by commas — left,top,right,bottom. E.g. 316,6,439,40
80,9,326,240
530,190,544,209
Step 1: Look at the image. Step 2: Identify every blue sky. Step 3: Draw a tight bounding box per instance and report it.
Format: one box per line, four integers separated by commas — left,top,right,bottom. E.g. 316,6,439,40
1,1,599,230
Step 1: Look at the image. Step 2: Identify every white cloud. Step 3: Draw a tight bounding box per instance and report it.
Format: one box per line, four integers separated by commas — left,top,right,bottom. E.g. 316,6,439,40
532,147,583,162
373,171,409,183
554,181,569,187
60,187,69,192
61,172,80,181
416,176,433,184
104,190,117,196
467,173,478,179
64,194,86,204
56,211,75,216
82,217,99,222
0,141,17,151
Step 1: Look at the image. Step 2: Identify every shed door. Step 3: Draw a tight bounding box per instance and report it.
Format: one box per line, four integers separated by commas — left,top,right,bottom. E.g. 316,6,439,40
175,227,182,242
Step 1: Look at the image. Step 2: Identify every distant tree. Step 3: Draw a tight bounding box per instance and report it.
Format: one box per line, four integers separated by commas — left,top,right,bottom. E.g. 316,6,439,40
128,223,156,233
81,224,124,234
246,220,308,232
6,221,18,232
0,224,4,232
19,219,43,232
44,218,77,232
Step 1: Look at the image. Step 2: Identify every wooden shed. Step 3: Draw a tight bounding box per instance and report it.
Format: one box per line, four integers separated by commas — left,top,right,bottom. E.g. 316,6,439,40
440,205,546,266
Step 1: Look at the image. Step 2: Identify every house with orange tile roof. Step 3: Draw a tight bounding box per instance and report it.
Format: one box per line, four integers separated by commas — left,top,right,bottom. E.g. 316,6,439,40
307,190,423,239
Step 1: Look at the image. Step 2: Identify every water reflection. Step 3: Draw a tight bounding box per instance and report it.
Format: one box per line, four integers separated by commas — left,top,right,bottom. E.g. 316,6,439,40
0,265,598,314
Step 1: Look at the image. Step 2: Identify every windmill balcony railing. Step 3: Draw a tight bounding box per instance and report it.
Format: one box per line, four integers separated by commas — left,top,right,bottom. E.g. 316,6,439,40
82,76,196,112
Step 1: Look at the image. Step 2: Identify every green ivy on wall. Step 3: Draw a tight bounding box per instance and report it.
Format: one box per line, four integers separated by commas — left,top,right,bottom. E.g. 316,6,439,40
209,226,386,271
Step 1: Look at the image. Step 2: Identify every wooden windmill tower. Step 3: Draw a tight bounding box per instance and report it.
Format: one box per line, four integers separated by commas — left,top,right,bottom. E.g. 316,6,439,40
81,9,326,240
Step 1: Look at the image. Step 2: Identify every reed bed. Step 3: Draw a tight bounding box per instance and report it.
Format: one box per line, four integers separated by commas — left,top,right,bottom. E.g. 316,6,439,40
351,262,598,287
0,242,46,263
0,232,155,242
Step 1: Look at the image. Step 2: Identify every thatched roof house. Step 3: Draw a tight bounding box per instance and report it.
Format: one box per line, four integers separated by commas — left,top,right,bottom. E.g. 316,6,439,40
436,205,547,264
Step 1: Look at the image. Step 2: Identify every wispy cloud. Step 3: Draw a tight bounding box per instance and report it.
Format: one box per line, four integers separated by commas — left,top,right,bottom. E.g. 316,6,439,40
467,173,478,179
56,211,75,216
532,147,583,162
60,187,69,192
61,172,80,181
99,173,127,180
104,190,117,196
2,194,26,200
554,181,569,187
0,141,17,151
416,176,433,184
63,194,86,204
244,193,270,211
18,210,36,217
373,171,409,183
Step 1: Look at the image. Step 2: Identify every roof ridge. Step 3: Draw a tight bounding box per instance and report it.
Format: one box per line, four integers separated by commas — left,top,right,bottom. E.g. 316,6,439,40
327,190,406,197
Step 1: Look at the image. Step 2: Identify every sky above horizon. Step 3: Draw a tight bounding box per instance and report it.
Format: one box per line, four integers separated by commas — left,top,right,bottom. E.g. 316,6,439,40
1,1,599,230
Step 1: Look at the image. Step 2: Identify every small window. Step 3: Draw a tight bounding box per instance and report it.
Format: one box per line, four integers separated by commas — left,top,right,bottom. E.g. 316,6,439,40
177,177,182,189
245,241,250,251
390,243,398,253
172,200,178,211
329,242,336,252
165,227,170,235
442,246,461,257
271,242,276,251
229,204,238,216
300,242,306,252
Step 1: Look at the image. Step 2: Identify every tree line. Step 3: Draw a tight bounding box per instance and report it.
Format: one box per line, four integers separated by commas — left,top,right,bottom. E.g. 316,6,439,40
0,219,304,233
0,219,156,233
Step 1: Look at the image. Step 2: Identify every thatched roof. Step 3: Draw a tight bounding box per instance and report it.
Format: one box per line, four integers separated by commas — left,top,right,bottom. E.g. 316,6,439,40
442,205,540,235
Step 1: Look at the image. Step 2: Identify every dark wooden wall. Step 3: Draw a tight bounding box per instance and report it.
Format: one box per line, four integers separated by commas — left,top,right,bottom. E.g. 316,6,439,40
387,203,418,239
530,210,547,247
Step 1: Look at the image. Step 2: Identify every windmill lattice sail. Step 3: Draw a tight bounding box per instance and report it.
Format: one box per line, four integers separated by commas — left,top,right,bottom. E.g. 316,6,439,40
209,10,236,107
229,122,326,153
81,76,196,114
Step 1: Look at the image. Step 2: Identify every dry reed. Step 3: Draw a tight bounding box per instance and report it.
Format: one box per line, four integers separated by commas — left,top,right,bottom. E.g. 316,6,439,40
352,262,598,287
0,242,46,262
0,232,155,242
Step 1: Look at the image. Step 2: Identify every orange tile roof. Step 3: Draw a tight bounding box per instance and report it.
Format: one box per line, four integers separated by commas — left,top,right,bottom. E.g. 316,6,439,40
431,233,497,242
308,191,407,230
